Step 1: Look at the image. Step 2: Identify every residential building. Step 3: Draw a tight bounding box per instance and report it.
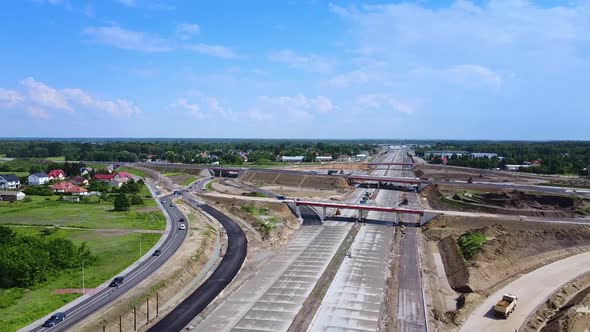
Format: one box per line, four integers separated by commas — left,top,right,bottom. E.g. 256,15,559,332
0,191,25,202
67,185,89,196
80,167,94,176
0,174,21,190
94,173,116,182
48,169,66,181
281,156,305,162
356,154,368,160
70,176,89,186
337,155,352,162
28,173,50,185
51,182,73,193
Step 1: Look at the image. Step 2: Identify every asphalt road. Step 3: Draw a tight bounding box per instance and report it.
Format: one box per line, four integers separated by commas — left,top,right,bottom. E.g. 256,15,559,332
147,201,247,332
29,195,187,332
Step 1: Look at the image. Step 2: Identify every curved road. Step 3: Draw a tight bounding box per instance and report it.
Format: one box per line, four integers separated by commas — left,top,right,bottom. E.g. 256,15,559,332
29,195,187,332
147,200,247,332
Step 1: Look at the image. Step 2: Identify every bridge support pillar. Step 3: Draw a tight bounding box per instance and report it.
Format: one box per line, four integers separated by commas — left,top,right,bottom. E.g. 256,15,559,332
294,205,303,223
358,208,363,221
322,206,326,222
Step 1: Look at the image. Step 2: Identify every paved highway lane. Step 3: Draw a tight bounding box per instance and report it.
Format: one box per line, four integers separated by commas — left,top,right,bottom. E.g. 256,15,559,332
29,195,187,332
147,202,247,332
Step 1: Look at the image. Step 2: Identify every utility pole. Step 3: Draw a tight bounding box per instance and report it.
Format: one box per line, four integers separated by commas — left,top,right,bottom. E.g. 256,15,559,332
82,261,85,295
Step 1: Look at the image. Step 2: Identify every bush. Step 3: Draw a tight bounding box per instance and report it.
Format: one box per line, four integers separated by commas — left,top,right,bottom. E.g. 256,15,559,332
23,186,53,196
22,197,32,203
130,194,144,205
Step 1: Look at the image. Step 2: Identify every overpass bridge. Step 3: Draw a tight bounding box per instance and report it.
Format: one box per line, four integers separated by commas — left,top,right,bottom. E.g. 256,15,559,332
293,200,437,226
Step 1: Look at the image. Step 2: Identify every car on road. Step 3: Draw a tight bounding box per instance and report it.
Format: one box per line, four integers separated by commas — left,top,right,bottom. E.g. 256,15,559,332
179,218,185,223
109,276,125,287
43,312,66,327
169,203,174,207
153,249,162,256
179,224,186,230
276,195,285,200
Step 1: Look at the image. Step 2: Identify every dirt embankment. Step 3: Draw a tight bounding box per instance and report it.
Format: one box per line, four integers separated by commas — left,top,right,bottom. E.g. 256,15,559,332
422,185,589,218
202,195,300,248
284,162,369,171
524,274,590,332
422,216,590,329
241,170,350,190
415,164,525,183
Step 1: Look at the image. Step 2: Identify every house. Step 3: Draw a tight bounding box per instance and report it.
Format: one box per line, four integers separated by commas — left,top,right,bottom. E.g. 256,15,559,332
281,156,305,162
28,173,50,185
115,172,133,181
66,185,89,196
0,191,25,202
51,182,73,193
337,155,352,162
94,173,116,182
356,154,368,160
70,176,89,186
109,178,127,188
0,174,21,190
48,169,66,181
80,167,95,176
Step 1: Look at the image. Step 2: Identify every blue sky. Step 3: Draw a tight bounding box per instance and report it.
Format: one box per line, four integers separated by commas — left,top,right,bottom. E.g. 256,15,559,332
0,0,589,139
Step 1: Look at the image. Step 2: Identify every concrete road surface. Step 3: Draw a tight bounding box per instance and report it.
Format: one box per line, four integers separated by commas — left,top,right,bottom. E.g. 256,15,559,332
307,224,395,331
460,251,590,332
194,223,351,332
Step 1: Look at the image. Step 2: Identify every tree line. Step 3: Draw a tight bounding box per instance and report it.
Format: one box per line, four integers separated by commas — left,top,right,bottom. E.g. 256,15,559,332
0,226,95,288
416,141,590,175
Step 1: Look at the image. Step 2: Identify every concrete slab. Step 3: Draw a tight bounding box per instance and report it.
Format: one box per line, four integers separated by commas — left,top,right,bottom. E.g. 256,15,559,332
196,223,351,332
307,224,395,332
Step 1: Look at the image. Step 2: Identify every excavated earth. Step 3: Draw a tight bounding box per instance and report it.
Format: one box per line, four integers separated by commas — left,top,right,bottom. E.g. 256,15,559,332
422,185,589,218
240,169,350,190
422,216,590,328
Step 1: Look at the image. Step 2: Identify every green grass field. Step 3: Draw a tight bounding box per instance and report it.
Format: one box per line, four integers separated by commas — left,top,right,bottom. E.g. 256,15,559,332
457,232,487,260
44,156,66,162
0,227,160,331
117,166,148,178
162,172,184,177
0,195,164,230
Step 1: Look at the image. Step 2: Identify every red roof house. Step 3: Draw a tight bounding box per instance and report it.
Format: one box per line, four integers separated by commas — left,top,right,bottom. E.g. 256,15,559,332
65,185,88,195
48,169,66,180
51,182,73,193
94,174,116,181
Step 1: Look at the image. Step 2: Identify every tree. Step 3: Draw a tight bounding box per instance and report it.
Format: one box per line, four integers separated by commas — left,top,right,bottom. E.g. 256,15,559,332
29,165,44,174
113,193,130,211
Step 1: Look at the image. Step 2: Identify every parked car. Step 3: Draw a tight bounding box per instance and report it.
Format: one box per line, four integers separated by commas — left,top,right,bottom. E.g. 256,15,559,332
152,249,162,256
179,224,186,230
109,276,124,287
43,312,66,327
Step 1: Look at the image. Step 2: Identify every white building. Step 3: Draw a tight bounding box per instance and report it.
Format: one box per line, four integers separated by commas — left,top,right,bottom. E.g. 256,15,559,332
315,156,333,162
281,156,305,162
0,191,25,202
0,174,21,190
28,173,50,185
471,153,498,158
356,154,368,160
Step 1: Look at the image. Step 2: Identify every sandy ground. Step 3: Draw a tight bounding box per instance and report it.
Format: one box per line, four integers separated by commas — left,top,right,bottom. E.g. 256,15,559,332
74,202,220,332
420,215,590,331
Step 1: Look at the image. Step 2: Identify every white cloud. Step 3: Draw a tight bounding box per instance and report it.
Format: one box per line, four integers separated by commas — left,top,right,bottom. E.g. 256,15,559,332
82,25,238,59
269,49,334,73
0,77,140,118
184,43,238,59
247,108,272,121
357,94,415,114
82,26,172,52
444,64,503,89
258,95,336,114
21,77,73,112
169,95,233,119
177,23,200,40
323,70,370,88
62,89,140,117
0,89,24,109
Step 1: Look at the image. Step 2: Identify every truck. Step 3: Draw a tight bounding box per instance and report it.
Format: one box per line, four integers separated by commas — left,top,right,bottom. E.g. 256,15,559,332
493,294,517,318
327,170,338,175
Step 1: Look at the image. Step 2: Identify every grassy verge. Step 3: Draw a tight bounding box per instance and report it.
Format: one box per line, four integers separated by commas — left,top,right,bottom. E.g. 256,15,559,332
0,195,164,230
205,181,214,192
457,232,487,260
0,227,160,331
240,206,278,238
117,166,149,178
44,156,65,162
163,172,185,177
